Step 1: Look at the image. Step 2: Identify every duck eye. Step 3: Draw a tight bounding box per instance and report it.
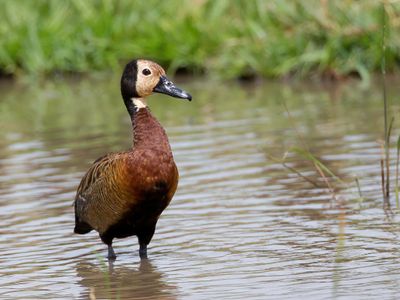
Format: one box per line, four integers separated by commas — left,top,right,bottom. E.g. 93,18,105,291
142,68,151,76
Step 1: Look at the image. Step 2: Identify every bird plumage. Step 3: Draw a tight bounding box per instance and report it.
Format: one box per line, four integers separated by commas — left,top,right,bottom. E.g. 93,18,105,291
73,59,191,259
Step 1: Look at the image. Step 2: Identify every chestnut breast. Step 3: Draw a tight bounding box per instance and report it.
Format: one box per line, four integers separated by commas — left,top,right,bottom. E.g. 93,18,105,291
125,148,179,217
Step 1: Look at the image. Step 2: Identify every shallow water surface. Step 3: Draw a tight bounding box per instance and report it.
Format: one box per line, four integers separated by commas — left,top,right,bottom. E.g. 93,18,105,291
0,76,400,299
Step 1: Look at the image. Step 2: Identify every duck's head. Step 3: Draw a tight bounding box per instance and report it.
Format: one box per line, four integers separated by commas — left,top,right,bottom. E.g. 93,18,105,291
121,59,192,113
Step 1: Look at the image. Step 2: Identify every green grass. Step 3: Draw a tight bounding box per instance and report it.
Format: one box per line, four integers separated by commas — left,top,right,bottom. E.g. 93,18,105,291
0,0,399,79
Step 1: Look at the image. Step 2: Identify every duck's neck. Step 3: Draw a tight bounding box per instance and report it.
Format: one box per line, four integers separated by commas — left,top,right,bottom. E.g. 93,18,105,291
129,98,172,153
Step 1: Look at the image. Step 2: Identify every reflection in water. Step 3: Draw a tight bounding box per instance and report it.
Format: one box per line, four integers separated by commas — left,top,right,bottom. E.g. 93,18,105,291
1,77,400,299
76,259,176,300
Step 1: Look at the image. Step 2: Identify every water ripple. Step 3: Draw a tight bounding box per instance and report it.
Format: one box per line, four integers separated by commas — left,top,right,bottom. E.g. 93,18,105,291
1,80,400,299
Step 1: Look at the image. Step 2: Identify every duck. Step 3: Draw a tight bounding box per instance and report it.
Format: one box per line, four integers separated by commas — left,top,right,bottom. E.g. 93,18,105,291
73,59,192,260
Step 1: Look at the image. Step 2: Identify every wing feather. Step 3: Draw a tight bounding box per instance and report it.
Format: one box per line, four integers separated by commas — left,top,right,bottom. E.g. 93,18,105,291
74,152,131,233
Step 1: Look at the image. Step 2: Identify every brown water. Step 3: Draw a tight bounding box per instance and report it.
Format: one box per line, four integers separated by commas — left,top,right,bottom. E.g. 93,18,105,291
0,75,400,300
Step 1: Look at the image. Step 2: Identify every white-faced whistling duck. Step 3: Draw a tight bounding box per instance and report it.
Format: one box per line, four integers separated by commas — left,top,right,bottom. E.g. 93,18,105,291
74,59,192,260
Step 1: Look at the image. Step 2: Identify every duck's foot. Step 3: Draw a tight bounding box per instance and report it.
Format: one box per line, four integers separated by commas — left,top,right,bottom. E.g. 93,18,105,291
107,244,116,260
139,243,147,259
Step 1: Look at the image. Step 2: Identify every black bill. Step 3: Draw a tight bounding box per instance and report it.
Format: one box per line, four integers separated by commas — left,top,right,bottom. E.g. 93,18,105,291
153,76,192,101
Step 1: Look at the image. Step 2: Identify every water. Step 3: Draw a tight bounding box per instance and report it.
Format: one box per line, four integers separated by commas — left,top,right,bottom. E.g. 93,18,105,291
0,75,400,300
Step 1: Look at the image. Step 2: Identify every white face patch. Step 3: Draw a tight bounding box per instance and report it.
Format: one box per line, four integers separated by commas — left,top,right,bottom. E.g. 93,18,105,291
131,98,147,111
135,60,165,98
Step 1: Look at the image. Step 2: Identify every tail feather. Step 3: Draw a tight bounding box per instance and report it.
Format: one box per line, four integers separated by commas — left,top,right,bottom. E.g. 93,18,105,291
74,196,93,234
74,209,93,234
74,220,93,234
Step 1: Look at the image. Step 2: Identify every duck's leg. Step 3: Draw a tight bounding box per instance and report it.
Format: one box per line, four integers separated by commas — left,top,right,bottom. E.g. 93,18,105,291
139,243,147,259
107,244,116,260
138,224,156,259
101,234,116,260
